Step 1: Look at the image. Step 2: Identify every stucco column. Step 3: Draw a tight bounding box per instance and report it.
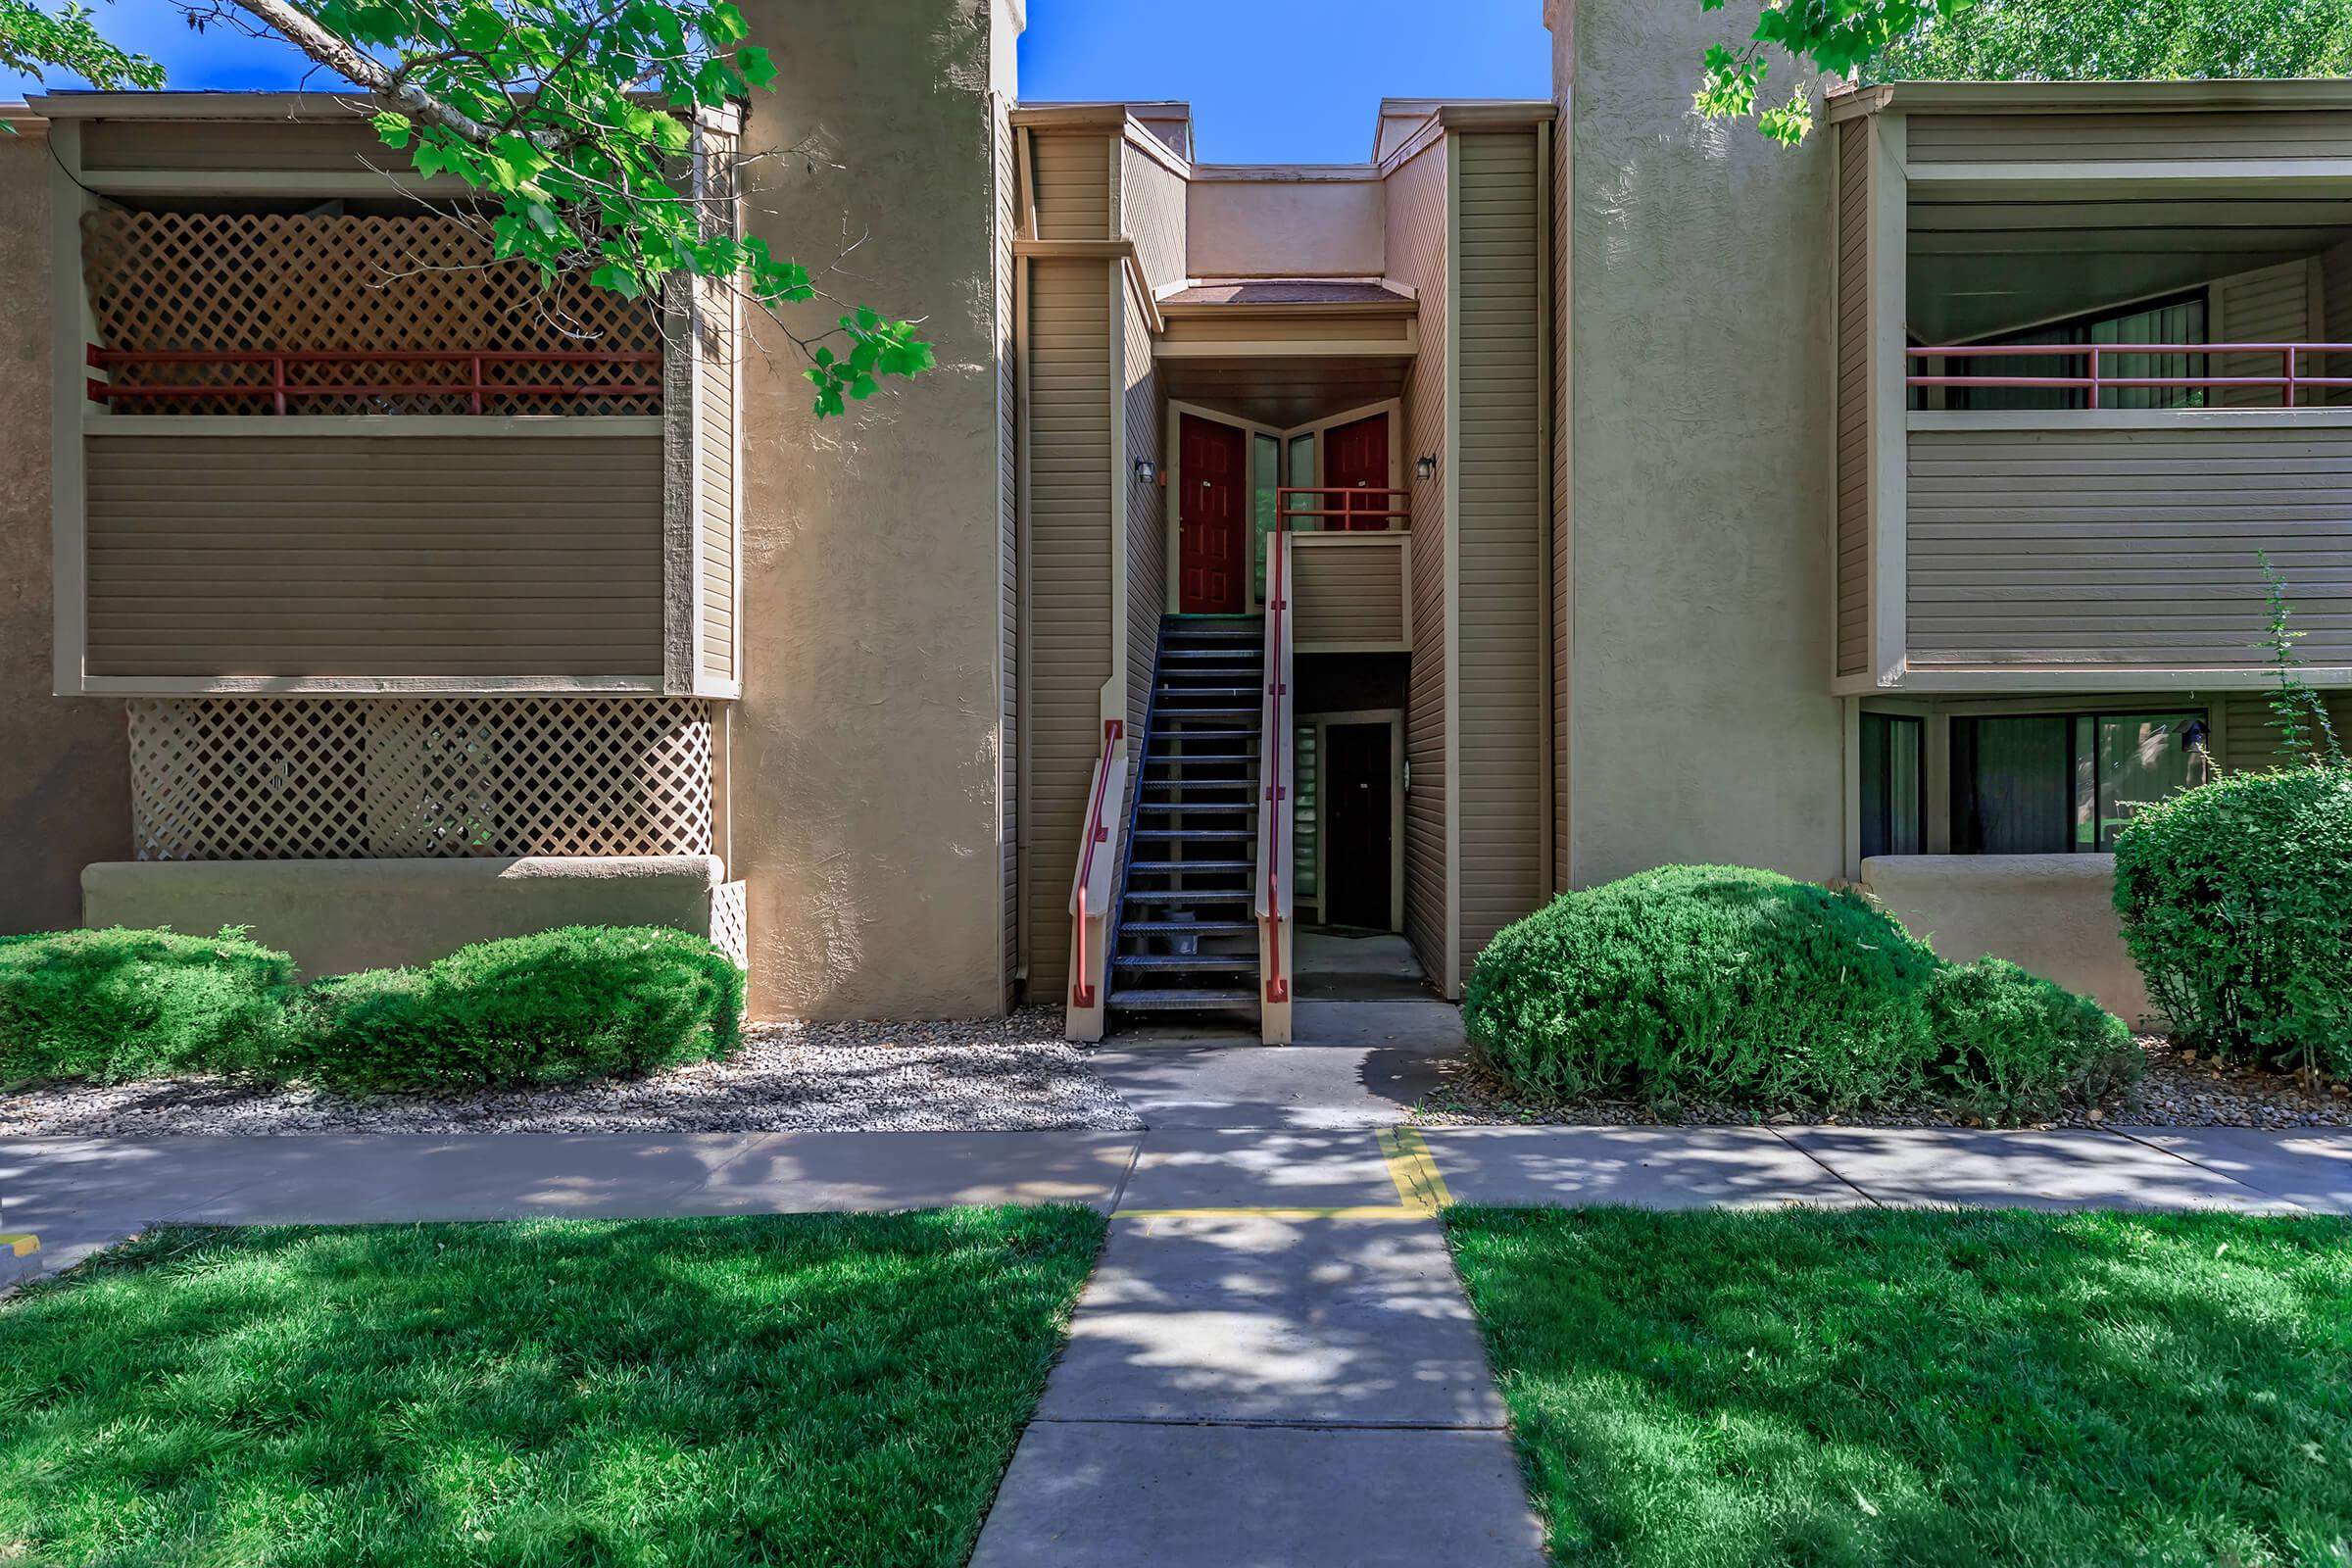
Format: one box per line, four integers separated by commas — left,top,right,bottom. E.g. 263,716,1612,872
729,0,1020,1018
0,132,129,935
1552,0,1845,888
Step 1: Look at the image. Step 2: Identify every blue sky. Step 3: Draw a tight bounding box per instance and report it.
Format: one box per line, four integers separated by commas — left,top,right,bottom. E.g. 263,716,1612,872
0,0,1550,164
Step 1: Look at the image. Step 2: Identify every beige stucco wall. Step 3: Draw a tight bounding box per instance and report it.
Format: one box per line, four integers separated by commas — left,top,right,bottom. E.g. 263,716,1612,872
730,0,1018,1019
1556,0,1843,887
1187,177,1386,280
0,134,129,935
83,857,728,980
1861,855,2155,1027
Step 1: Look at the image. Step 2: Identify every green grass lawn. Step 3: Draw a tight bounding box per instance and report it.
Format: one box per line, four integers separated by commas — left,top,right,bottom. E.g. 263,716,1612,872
0,1207,1104,1567
1446,1207,2352,1568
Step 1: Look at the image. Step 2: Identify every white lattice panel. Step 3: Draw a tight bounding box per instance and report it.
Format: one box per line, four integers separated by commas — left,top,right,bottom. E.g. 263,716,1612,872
129,698,713,860
710,880,749,971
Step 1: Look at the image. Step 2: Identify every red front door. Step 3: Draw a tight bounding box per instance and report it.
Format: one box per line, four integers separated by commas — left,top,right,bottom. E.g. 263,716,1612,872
1322,413,1391,530
1180,415,1248,613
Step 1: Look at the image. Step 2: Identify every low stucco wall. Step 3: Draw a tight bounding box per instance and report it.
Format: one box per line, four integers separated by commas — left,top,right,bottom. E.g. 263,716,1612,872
82,856,727,979
1860,855,2154,1027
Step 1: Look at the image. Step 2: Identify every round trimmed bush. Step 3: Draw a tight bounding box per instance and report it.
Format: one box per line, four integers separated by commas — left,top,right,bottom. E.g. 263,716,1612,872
1463,865,1944,1109
0,925,295,1085
1923,957,2139,1121
299,925,746,1093
2114,766,2352,1077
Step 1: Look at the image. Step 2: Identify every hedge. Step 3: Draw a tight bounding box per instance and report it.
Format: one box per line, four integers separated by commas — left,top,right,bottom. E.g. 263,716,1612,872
0,925,295,1085
2114,766,2352,1078
0,924,744,1094
297,925,745,1093
1464,865,2138,1120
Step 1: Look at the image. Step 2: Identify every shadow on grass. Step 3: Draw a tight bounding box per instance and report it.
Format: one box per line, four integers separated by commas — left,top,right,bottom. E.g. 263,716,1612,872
1446,1205,2352,1568
0,1207,1103,1567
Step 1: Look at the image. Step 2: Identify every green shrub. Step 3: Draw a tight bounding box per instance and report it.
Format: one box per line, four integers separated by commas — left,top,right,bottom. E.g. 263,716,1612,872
298,925,745,1093
0,925,295,1085
1923,957,2140,1120
1463,865,1944,1109
2114,766,2352,1077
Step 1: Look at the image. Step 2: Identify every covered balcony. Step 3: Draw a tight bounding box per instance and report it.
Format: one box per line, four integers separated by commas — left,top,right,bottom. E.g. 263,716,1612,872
1830,81,2352,693
48,99,739,700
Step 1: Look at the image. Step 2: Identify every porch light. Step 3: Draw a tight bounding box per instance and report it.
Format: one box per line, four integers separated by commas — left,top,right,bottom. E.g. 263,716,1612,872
1414,454,1438,481
1133,458,1157,485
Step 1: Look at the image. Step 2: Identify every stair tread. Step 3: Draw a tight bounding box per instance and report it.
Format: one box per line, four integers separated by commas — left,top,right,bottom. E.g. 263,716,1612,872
1118,919,1257,934
1144,755,1256,765
1129,864,1260,879
1112,954,1257,970
1131,830,1254,841
1107,988,1258,1009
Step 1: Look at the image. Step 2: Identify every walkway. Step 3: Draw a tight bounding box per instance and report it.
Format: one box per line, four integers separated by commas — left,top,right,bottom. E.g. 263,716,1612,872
7,1062,2351,1560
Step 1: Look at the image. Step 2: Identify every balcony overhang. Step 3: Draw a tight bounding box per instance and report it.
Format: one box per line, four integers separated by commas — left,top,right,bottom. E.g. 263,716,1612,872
1154,283,1416,426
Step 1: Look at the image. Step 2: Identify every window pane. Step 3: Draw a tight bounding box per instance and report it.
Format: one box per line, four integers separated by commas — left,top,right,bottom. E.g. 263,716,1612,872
2090,712,2201,852
1953,715,2072,853
1287,434,1317,527
1860,713,1923,858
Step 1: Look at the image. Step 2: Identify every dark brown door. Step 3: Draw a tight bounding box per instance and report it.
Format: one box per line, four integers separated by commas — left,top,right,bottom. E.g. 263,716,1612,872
1324,722,1393,930
1180,415,1248,613
1322,413,1391,531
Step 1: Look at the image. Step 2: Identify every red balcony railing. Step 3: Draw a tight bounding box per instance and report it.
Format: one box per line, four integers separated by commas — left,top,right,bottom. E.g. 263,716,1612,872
1907,342,2352,406
86,346,662,416
1277,486,1411,530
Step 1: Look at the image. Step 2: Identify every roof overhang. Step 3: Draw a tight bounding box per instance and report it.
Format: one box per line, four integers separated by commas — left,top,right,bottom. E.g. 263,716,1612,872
1830,77,2352,123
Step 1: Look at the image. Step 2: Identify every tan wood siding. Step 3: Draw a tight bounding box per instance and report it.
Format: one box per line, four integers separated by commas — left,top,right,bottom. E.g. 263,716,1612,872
1032,132,1110,241
81,120,408,174
2222,689,2352,771
1123,285,1164,752
1387,134,1450,989
1021,258,1113,996
1293,537,1407,647
1907,423,2352,668
1123,139,1188,295
1160,315,1413,345
998,99,1020,1000
696,286,737,685
84,433,663,677
2215,260,2311,408
1836,119,1872,678
1906,112,2352,166
1452,131,1546,973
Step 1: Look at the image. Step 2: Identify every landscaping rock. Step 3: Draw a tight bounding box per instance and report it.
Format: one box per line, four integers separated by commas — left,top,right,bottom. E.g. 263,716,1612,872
0,1008,1143,1136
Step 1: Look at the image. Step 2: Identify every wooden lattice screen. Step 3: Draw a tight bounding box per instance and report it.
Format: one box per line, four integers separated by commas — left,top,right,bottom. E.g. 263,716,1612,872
127,698,713,860
82,210,663,416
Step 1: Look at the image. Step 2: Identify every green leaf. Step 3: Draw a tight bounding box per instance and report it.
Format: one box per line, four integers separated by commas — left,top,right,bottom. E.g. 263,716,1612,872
737,44,778,89
371,111,413,150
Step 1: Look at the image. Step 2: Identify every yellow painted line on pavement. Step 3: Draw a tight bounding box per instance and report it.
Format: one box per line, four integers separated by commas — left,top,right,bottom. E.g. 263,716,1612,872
1378,1126,1454,1214
1,1234,38,1258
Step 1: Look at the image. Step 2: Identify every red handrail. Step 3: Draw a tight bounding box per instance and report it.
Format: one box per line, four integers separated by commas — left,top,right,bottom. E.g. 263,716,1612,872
86,345,662,415
1259,515,1292,1008
1907,342,2352,406
1277,485,1410,530
1069,717,1123,1009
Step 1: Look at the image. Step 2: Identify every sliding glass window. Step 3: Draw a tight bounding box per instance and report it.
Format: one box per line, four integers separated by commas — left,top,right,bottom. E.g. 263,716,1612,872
1952,710,2207,854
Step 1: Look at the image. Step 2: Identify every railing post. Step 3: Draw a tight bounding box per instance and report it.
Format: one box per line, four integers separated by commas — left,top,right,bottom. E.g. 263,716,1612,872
2286,344,2299,409
469,351,484,416
270,352,286,417
2086,344,2101,411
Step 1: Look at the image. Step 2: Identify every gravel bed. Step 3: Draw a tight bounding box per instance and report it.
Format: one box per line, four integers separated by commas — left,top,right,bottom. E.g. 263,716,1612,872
0,1008,1144,1136
1411,1035,2352,1131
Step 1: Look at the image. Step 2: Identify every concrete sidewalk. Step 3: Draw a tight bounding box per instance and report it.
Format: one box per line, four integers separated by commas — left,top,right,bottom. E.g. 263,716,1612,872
7,1120,2346,1285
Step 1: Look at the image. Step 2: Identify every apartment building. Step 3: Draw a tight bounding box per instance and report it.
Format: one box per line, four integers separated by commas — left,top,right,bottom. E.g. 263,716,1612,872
2,0,2344,1039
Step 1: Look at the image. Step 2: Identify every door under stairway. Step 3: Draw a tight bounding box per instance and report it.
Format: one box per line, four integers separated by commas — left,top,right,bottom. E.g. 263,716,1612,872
1108,614,1266,1021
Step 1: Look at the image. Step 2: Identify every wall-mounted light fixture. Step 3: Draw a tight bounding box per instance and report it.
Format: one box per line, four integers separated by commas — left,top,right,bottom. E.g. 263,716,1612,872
1414,454,1438,482
1133,458,1158,485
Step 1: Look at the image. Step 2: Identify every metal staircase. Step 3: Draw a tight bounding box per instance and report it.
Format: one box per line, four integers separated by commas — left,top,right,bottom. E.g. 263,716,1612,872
1107,614,1266,1017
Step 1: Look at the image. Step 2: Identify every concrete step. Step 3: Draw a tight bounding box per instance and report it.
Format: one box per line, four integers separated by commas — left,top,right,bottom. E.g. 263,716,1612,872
1105,987,1258,1009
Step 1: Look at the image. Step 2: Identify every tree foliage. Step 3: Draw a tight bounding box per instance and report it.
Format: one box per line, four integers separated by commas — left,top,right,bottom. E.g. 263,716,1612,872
0,0,932,415
1699,0,2352,145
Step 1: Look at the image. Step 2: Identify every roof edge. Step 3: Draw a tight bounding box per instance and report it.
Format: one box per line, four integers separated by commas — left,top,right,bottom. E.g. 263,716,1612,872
1831,77,2352,121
